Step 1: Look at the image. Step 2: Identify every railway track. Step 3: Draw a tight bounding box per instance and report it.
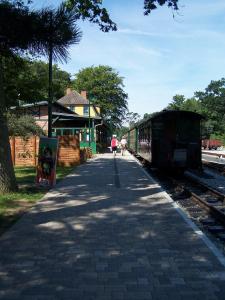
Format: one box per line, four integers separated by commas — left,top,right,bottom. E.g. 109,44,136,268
143,164,225,245
171,175,225,246
134,153,225,245
202,160,225,175
172,174,225,229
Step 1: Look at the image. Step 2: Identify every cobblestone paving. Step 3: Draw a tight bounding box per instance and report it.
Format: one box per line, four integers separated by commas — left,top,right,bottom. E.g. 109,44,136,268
1,153,225,299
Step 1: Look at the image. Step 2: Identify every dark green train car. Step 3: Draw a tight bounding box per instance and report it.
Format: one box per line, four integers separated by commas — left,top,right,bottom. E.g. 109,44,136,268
125,127,138,153
127,110,203,170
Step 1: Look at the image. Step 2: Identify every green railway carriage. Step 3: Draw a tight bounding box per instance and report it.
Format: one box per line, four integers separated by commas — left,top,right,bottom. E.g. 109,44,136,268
127,110,203,171
126,126,138,153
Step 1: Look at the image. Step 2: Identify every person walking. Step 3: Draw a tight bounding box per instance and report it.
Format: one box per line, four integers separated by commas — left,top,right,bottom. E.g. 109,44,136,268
120,136,127,156
111,135,118,156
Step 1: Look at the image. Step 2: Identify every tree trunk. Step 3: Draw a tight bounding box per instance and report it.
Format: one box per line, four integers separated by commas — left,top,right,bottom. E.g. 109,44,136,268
0,56,18,193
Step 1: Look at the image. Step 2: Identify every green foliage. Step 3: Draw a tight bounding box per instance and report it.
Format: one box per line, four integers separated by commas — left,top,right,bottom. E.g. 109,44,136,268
167,94,185,110
7,113,44,137
182,98,201,112
116,126,129,140
0,1,82,60
3,57,71,108
167,94,201,113
65,0,117,32
65,0,180,29
72,65,128,128
167,79,225,143
143,113,152,119
126,111,141,128
144,0,179,15
142,112,159,121
195,78,225,141
35,3,82,63
0,1,37,56
201,119,216,139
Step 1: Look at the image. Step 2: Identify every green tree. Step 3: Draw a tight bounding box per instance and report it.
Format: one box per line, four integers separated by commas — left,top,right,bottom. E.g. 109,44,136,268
3,58,71,108
2,56,26,108
65,0,117,32
116,126,129,140
65,0,180,24
195,78,225,136
0,1,81,193
7,113,44,138
201,119,215,139
167,94,186,110
142,112,159,120
21,60,71,101
72,65,128,128
126,111,141,128
143,113,152,119
143,0,179,15
166,79,225,143
181,98,201,113
167,94,201,113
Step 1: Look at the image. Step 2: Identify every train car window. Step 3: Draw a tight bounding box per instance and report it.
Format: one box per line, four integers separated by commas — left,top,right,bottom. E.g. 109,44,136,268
147,122,151,140
144,127,147,140
139,127,143,141
152,121,164,138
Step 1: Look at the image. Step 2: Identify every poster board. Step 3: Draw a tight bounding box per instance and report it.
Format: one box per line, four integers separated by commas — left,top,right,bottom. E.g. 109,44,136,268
36,137,59,187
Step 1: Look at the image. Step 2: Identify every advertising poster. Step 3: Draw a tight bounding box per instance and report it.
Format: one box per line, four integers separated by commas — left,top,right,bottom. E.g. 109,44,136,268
36,137,59,187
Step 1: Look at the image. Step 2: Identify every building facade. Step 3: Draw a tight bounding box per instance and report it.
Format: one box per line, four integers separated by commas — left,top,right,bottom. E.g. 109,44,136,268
11,90,107,154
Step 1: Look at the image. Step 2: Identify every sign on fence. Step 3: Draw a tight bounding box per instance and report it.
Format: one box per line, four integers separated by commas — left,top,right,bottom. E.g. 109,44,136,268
10,135,81,167
36,137,59,187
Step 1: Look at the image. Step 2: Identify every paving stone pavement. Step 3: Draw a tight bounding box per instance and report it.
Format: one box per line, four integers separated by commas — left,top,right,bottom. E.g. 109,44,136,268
1,153,225,300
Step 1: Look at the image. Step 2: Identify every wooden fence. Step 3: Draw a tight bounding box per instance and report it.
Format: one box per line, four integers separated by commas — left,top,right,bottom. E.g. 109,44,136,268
10,136,84,167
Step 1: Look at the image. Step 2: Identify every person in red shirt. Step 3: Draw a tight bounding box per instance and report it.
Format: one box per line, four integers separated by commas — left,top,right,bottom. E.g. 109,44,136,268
111,135,118,156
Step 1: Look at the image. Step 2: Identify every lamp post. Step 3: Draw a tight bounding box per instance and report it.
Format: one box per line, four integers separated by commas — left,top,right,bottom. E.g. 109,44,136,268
88,97,91,147
48,11,53,138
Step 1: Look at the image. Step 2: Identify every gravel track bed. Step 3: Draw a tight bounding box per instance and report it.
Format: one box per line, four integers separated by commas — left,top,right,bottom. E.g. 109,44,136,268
185,168,225,194
147,167,225,257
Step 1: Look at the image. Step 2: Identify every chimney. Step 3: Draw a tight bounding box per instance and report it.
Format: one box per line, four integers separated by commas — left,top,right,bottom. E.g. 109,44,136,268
66,88,72,95
81,90,87,99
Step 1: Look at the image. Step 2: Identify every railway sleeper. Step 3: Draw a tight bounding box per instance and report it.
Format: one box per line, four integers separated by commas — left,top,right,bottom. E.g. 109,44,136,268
205,199,221,204
207,225,225,234
200,218,216,226
217,233,225,241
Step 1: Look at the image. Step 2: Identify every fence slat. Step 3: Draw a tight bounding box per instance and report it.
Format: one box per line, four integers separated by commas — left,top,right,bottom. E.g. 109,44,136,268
10,135,80,167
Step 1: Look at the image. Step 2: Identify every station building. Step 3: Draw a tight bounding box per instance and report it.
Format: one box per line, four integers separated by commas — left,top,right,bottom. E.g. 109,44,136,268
11,89,107,154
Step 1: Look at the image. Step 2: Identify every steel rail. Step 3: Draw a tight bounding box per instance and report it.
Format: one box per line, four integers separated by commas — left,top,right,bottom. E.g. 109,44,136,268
174,176,225,227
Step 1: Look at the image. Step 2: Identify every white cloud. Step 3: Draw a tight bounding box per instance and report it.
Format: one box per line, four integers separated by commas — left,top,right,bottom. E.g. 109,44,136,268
134,46,162,57
118,28,159,37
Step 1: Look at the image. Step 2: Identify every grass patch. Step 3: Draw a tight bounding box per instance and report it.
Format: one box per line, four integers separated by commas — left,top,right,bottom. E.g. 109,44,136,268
0,166,75,234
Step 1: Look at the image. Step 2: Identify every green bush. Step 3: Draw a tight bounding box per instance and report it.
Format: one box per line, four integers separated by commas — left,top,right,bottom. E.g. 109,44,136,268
7,113,44,138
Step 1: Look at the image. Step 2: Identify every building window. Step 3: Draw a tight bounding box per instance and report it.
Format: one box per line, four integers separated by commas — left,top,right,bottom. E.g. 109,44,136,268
83,105,89,116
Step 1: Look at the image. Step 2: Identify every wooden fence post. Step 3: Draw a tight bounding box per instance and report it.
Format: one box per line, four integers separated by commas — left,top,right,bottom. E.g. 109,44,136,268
11,137,15,166
34,136,36,166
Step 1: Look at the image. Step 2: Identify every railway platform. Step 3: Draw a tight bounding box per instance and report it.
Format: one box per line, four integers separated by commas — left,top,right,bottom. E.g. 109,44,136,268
202,150,225,159
1,152,225,300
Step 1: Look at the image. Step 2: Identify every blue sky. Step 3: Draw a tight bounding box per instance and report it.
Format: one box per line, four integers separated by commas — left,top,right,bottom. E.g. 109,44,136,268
32,0,225,117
